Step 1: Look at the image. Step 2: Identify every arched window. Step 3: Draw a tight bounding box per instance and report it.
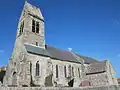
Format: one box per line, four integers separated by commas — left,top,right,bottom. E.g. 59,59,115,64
32,20,35,33
72,67,74,77
30,62,32,74
56,65,58,78
32,20,39,34
78,68,80,78
12,72,17,86
68,65,71,77
19,21,24,36
36,61,39,76
36,22,39,33
64,66,66,78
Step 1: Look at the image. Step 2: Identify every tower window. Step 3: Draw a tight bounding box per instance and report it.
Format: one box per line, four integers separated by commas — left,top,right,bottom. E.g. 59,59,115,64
32,20,39,34
22,21,24,32
36,42,38,46
36,22,39,33
36,61,39,76
32,20,35,33
19,21,24,36
64,66,66,78
56,65,58,78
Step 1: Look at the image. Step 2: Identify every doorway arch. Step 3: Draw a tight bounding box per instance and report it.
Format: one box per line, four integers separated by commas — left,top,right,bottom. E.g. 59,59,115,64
12,72,17,86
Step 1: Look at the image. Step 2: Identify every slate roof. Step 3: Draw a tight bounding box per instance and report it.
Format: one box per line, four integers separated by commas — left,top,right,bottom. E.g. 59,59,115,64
24,44,99,64
76,54,98,64
86,62,106,74
25,44,49,56
46,45,82,63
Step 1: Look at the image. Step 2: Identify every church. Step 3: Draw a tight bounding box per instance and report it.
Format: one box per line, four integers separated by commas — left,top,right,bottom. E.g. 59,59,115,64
3,1,118,87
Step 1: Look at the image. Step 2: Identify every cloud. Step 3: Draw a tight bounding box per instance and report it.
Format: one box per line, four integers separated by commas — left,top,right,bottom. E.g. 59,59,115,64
0,50,4,53
112,20,120,25
117,54,120,57
68,48,72,51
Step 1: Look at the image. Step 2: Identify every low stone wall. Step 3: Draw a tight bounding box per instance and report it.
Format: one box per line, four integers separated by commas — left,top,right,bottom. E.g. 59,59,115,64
0,85,119,90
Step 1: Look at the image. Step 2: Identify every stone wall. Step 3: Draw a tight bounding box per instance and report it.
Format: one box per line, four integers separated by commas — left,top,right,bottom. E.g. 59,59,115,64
51,58,83,87
85,60,118,86
87,73,108,86
106,60,118,85
0,85,120,90
26,53,84,87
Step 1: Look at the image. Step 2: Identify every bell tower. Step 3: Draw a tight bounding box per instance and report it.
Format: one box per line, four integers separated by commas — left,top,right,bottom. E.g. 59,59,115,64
16,1,45,48
3,1,45,86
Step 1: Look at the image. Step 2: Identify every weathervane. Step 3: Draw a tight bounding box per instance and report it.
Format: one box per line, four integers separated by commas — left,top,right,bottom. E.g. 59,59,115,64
25,0,28,3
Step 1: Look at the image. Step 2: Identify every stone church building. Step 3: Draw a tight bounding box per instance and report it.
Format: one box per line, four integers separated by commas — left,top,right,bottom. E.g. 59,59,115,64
3,1,118,87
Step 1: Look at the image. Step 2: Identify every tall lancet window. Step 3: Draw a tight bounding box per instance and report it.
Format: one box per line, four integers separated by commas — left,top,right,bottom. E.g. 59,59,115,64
56,65,58,78
72,67,74,77
78,68,80,78
30,62,32,74
64,66,66,78
19,21,24,36
36,61,40,76
68,65,71,77
32,20,35,33
32,20,39,34
36,22,39,33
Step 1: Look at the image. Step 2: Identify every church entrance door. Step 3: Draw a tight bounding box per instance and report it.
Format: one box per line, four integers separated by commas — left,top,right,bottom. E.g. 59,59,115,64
12,72,17,86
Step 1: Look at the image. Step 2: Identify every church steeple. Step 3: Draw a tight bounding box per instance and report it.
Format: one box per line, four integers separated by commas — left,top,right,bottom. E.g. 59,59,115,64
4,1,45,87
16,1,45,48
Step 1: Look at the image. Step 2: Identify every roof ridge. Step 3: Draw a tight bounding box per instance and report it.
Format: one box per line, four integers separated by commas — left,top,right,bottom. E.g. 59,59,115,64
45,45,71,52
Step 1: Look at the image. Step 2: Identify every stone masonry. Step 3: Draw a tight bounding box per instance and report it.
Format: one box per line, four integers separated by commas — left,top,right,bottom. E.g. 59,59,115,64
3,1,118,88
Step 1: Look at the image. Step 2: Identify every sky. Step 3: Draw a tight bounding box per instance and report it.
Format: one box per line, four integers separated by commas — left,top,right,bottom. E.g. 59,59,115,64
0,0,120,77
